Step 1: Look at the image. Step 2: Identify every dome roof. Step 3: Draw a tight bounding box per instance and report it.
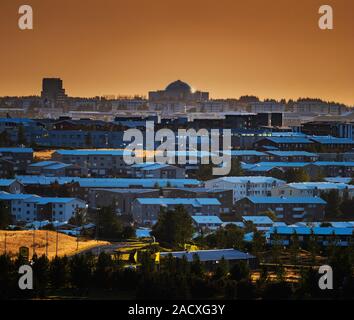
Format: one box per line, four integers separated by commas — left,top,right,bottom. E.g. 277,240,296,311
165,80,192,92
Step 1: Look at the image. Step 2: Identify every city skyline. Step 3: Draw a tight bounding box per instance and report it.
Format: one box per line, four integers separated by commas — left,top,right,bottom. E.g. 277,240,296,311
0,0,353,105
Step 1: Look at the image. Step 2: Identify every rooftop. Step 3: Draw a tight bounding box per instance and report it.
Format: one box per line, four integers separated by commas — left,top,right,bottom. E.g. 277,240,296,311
136,198,221,207
270,226,353,236
242,216,273,224
160,249,255,262
245,196,327,204
209,176,285,184
192,215,223,224
0,147,33,153
55,149,125,156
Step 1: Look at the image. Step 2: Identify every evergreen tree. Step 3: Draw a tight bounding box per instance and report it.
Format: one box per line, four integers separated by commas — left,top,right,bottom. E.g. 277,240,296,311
284,168,310,183
289,231,300,264
214,256,229,279
17,125,27,145
230,261,250,281
49,255,69,290
152,206,194,248
251,230,266,256
0,203,12,229
321,190,341,218
32,254,49,297
96,206,123,240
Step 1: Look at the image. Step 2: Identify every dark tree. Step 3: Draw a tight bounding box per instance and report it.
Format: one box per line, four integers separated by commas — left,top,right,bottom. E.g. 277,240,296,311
152,206,194,248
96,206,123,240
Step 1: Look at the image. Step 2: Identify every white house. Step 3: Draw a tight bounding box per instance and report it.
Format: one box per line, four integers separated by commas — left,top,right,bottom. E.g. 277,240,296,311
0,192,87,222
204,176,286,203
192,215,223,230
271,182,354,199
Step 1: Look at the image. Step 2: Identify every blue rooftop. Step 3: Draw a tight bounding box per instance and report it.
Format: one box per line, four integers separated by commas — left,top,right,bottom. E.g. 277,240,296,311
29,161,59,167
310,136,354,145
55,149,125,156
0,192,37,200
270,226,353,236
0,147,33,153
246,196,326,204
192,215,223,224
264,137,313,144
0,179,17,186
242,216,273,224
15,176,201,188
136,198,221,207
266,151,318,157
225,150,266,156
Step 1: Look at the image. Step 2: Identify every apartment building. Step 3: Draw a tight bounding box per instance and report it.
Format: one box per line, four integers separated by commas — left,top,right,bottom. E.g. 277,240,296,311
204,176,286,202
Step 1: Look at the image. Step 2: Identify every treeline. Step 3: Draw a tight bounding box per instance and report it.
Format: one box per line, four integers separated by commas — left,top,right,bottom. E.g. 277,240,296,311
1,249,353,300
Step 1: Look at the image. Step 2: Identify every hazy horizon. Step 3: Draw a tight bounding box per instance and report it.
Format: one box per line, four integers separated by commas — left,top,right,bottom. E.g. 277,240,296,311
1,0,353,105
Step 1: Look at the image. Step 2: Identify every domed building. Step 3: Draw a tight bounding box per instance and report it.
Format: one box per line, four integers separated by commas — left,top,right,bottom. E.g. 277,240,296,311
149,80,209,103
165,80,192,93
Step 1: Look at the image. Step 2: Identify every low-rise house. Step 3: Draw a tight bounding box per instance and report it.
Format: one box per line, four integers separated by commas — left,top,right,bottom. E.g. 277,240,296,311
163,187,234,214
0,179,24,194
242,162,320,178
254,137,314,151
129,162,185,179
309,136,354,152
314,161,354,177
204,176,286,203
16,176,201,203
192,215,223,231
234,196,327,222
27,160,88,177
131,198,221,224
269,226,353,247
160,249,257,269
0,147,33,174
0,191,86,222
0,158,16,178
242,215,274,232
52,149,127,176
265,151,318,162
225,150,268,163
88,188,160,215
272,182,354,199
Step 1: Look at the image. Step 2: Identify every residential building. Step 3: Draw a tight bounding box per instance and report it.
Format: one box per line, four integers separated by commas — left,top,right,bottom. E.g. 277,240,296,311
242,215,274,232
0,148,33,174
129,162,185,179
234,196,327,222
160,249,257,269
0,191,86,222
0,179,24,194
88,188,160,215
27,160,88,177
192,215,223,231
269,226,353,247
265,151,318,162
272,182,354,199
204,176,286,202
163,187,234,214
131,198,221,224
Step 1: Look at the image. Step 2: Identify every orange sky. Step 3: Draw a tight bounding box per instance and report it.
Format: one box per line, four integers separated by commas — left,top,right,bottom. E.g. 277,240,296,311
0,0,353,105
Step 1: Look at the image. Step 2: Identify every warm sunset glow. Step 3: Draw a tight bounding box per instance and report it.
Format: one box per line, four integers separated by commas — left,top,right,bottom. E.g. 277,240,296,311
0,0,353,105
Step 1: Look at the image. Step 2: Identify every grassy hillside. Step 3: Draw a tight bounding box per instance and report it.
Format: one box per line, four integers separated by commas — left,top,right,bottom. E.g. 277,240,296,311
0,230,109,259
